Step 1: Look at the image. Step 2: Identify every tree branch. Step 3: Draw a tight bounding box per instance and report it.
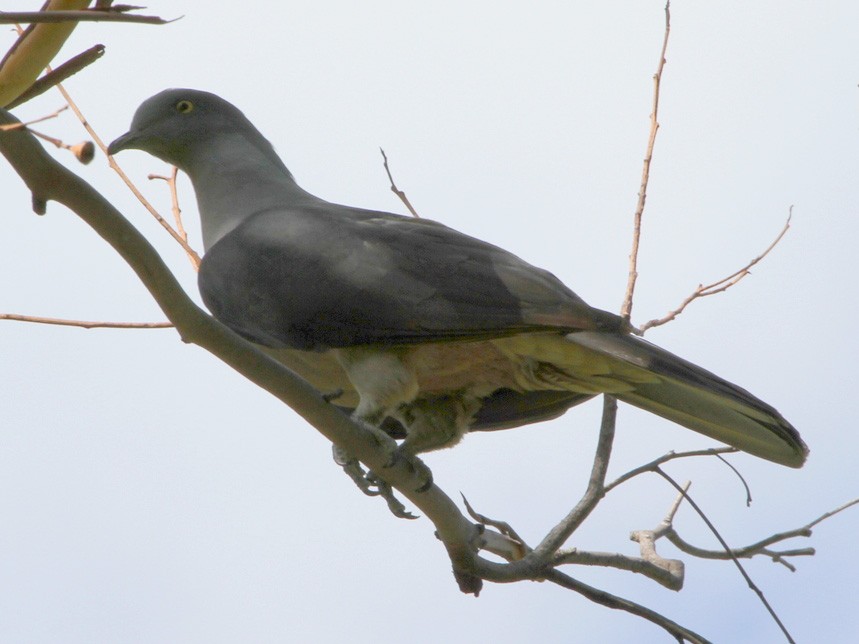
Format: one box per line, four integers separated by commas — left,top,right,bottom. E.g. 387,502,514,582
604,447,737,494
545,569,711,644
460,397,620,585
621,0,671,321
0,105,68,130
0,313,172,329
664,496,859,572
148,165,199,268
655,469,797,643
553,548,683,591
532,395,617,558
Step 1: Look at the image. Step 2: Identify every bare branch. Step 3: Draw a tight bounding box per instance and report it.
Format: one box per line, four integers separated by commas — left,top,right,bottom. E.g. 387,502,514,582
662,480,690,524
148,166,198,268
640,212,792,332
545,569,711,644
664,529,813,573
148,166,186,237
463,486,687,590
0,105,67,131
621,0,671,321
664,496,859,572
805,497,859,529
0,313,172,329
622,482,690,590
532,395,617,559
554,548,683,591
713,452,753,506
379,147,420,217
655,468,796,643
605,447,737,493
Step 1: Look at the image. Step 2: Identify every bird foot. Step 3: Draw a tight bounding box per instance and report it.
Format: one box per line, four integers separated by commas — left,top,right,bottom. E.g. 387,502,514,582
384,445,434,493
366,471,419,519
330,445,418,519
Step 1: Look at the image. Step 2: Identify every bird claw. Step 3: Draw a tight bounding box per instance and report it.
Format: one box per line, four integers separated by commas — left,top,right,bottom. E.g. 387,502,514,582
330,445,419,519
385,445,434,493
333,446,377,496
365,471,419,519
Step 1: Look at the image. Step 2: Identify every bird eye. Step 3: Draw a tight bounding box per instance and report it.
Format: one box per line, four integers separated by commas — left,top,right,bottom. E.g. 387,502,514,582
175,100,194,113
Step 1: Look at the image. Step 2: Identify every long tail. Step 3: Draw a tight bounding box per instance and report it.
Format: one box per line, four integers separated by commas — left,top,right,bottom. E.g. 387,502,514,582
566,331,808,468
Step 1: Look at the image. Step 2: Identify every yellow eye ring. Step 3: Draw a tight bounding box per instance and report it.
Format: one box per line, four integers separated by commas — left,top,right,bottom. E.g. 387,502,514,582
175,100,194,113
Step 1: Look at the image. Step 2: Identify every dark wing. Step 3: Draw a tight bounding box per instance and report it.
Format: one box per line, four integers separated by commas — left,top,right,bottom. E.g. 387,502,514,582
199,203,623,350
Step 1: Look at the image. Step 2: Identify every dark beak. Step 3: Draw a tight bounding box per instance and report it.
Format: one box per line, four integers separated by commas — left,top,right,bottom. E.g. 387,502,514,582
106,130,138,156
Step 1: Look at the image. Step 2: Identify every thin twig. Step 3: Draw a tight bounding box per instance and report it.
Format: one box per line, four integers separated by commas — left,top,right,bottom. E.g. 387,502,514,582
545,569,712,644
665,496,859,571
1,313,173,329
0,105,67,130
149,166,197,267
532,395,616,558
664,529,814,572
379,147,420,217
805,497,859,529
714,452,753,507
621,0,671,321
662,481,691,524
604,446,737,493
640,211,792,332
655,468,796,643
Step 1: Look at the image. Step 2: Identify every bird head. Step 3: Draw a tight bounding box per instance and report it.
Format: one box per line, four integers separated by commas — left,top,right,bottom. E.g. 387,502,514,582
108,88,277,170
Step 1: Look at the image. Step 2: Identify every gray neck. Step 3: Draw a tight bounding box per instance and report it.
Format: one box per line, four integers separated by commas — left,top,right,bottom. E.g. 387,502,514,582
183,132,325,251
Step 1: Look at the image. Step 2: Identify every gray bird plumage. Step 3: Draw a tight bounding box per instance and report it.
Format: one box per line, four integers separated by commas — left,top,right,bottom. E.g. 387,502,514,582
108,88,808,468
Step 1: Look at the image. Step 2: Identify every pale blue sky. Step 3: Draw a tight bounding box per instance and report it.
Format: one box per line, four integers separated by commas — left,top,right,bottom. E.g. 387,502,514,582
2,2,858,642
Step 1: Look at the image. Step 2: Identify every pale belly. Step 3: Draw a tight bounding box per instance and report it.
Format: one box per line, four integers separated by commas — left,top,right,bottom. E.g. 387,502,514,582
259,330,643,410
261,337,525,408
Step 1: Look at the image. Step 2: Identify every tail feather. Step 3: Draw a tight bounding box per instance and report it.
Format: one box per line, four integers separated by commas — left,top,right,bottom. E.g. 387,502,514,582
566,331,808,468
